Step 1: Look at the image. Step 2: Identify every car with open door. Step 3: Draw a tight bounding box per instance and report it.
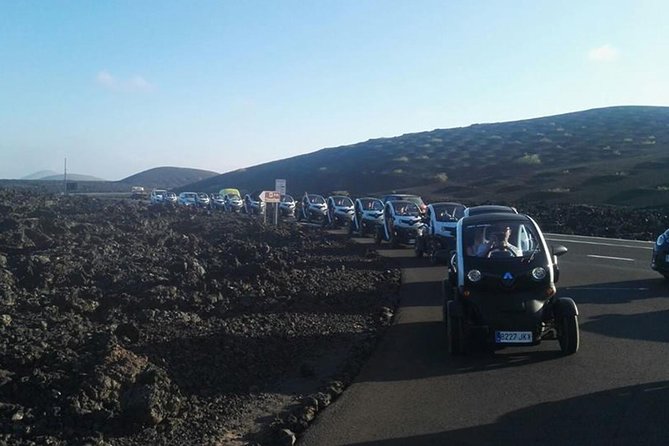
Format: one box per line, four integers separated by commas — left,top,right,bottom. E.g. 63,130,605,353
349,197,384,237
297,193,328,224
415,202,466,260
374,200,424,247
442,212,578,356
326,195,355,228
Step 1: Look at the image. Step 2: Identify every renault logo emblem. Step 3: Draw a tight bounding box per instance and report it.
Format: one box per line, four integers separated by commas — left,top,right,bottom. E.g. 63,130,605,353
501,272,515,287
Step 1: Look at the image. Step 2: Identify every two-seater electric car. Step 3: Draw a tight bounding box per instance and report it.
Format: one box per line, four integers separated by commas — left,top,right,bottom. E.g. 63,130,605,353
374,200,424,247
297,193,328,224
651,228,669,280
326,195,355,228
442,212,578,356
415,202,466,260
349,197,384,237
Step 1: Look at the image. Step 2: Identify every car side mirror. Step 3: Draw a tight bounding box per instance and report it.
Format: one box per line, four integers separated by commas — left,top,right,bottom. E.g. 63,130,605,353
552,244,568,257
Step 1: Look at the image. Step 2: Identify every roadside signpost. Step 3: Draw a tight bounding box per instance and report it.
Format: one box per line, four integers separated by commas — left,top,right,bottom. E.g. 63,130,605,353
261,190,281,225
275,179,286,196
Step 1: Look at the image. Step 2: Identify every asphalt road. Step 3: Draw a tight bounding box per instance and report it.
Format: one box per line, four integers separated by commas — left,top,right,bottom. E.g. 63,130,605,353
300,234,669,446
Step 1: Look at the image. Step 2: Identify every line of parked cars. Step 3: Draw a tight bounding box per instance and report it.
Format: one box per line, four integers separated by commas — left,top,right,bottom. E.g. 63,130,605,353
146,186,585,357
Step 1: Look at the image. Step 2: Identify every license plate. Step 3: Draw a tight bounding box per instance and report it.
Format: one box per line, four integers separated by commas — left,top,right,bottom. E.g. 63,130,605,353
495,331,532,343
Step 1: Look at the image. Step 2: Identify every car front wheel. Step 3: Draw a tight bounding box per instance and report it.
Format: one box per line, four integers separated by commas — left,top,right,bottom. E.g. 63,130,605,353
558,314,579,355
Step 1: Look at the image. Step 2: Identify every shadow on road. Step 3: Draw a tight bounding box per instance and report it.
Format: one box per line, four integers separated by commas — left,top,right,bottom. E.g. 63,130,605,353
345,381,669,446
580,309,669,344
559,278,669,305
356,320,564,383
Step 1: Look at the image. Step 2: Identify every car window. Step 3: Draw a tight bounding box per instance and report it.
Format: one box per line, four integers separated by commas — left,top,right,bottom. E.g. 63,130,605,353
308,195,325,204
392,202,420,216
463,221,542,258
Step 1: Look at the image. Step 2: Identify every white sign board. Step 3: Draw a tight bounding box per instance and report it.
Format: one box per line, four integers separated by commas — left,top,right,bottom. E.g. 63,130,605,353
275,179,286,196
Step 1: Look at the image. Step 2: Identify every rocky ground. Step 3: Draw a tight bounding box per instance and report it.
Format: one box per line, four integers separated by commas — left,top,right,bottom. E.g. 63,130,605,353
1,190,668,446
0,190,400,445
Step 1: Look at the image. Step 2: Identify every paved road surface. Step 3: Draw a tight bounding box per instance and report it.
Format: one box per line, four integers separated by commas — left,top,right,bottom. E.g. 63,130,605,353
300,234,669,445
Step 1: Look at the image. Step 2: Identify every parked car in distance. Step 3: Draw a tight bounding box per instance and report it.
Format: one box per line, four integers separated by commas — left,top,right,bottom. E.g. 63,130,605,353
380,193,427,216
350,197,384,237
443,212,576,355
415,202,466,259
651,228,669,280
279,194,296,217
209,193,226,209
244,191,266,215
131,186,146,199
374,200,424,247
196,192,211,208
164,191,177,205
150,189,167,205
297,193,328,224
220,188,243,212
326,195,355,227
178,192,198,206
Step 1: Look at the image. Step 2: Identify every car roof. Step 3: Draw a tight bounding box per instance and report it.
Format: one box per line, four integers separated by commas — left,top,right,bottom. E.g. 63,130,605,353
384,194,419,199
461,212,532,226
430,202,464,208
465,205,517,216
388,200,419,207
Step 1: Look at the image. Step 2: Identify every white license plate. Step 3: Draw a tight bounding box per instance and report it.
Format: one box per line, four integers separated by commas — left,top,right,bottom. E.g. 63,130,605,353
495,331,532,343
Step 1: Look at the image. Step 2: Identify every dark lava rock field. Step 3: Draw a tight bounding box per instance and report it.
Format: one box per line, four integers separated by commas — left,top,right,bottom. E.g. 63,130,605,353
1,189,668,445
0,190,399,445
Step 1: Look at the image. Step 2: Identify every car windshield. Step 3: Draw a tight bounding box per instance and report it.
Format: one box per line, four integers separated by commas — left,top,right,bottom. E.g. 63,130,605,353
282,195,294,202
308,195,325,204
392,202,420,216
433,204,466,222
361,199,383,211
463,221,542,259
333,197,353,207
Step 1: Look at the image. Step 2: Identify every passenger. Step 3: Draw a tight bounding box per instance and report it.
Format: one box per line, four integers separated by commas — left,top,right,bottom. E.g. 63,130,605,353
467,229,486,256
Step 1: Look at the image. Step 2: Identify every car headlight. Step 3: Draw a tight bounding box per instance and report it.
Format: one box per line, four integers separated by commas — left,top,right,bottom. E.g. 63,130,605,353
657,233,666,247
467,269,482,282
531,267,547,280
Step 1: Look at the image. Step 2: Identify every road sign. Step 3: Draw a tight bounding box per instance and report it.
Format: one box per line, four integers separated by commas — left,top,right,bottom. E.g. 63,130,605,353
275,179,286,195
261,190,281,203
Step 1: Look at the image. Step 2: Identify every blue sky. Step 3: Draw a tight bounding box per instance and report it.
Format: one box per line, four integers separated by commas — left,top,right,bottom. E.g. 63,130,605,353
1,0,667,180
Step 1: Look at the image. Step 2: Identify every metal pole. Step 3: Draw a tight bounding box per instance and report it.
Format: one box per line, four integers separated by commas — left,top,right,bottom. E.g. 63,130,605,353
63,157,67,195
274,202,278,225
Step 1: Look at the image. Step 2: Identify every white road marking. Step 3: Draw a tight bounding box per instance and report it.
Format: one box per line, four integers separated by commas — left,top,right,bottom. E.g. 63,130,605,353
564,287,649,291
545,237,653,250
587,254,635,262
545,233,653,244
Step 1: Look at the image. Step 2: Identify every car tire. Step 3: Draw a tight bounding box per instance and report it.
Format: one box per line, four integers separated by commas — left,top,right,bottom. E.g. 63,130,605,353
390,230,399,249
447,301,465,355
415,238,424,258
558,314,579,355
374,227,383,247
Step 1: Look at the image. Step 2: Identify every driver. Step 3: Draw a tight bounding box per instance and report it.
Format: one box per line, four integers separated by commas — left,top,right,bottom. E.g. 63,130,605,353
487,226,522,257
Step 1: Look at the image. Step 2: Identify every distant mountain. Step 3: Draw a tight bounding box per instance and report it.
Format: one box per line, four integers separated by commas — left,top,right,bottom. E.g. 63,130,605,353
21,170,59,180
183,106,669,208
120,166,219,189
39,173,106,181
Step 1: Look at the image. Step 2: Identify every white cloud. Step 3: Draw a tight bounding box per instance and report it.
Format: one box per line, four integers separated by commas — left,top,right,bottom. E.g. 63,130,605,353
96,70,156,92
588,44,619,62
